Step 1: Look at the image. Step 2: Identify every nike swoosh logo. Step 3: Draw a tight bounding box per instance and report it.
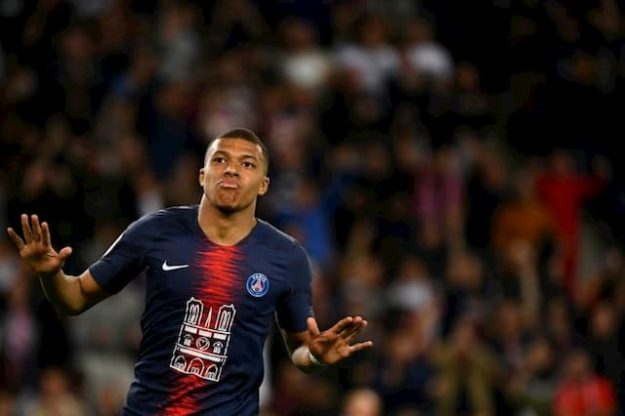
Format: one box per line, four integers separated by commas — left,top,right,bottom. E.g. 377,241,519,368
162,261,189,271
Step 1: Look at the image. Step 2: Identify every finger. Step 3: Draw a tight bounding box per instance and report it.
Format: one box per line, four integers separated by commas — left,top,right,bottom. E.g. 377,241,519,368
7,228,25,250
41,222,52,247
341,320,368,343
348,340,373,353
341,325,366,344
20,214,32,243
31,214,42,241
338,316,365,336
327,316,357,334
58,246,73,261
307,317,320,336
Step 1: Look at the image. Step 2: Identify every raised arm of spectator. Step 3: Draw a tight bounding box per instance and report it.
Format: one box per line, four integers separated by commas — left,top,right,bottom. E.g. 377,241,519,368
7,213,109,315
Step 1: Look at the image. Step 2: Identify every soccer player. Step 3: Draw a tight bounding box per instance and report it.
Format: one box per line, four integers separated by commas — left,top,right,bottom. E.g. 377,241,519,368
7,128,373,415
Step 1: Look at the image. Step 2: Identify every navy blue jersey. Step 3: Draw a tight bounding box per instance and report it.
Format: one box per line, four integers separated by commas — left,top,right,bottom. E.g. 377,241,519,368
89,206,313,415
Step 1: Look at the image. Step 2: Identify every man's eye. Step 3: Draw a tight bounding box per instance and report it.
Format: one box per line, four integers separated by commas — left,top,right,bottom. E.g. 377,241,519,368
213,157,225,163
242,161,255,168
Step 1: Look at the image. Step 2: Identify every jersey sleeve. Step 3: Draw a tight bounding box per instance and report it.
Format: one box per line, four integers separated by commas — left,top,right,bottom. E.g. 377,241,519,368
275,244,314,333
89,214,153,294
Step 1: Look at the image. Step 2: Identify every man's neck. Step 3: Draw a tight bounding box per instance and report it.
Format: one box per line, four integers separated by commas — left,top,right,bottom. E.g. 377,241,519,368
198,198,257,246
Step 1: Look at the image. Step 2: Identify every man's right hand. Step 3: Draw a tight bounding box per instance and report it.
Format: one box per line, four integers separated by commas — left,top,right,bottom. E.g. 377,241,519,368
7,213,73,277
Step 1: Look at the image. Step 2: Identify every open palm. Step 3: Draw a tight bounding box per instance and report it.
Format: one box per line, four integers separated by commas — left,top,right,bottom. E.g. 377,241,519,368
7,214,72,276
307,316,373,365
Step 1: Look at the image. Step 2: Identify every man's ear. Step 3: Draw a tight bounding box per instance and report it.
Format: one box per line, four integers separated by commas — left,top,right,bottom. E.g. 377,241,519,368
258,176,270,196
199,168,205,187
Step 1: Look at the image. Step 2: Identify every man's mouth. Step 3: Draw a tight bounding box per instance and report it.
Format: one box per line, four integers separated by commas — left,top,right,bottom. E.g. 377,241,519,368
219,180,239,189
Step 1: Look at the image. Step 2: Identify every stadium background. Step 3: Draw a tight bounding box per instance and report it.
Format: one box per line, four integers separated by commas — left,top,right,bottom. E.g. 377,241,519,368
1,0,624,415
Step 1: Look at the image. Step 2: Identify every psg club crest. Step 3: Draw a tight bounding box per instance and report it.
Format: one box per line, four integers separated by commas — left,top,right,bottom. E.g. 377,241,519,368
246,273,269,297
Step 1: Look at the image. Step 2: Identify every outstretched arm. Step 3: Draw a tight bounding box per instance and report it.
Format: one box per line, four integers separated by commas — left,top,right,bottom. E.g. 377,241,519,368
7,214,110,315
283,316,373,373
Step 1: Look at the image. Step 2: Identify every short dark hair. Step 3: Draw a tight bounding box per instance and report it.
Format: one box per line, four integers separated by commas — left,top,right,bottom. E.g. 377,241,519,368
205,128,270,173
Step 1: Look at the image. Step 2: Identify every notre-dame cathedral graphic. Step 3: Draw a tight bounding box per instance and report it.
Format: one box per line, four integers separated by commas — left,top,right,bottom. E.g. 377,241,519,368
170,297,236,382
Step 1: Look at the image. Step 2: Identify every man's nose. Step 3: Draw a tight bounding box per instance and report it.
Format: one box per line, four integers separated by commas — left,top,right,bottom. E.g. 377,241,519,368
224,162,239,175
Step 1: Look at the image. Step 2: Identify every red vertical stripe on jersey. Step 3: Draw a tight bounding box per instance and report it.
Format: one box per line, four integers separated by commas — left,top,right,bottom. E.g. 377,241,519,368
195,245,241,305
159,245,241,415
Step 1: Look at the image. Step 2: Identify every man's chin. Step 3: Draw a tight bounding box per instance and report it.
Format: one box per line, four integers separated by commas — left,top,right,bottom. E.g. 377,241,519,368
215,203,238,215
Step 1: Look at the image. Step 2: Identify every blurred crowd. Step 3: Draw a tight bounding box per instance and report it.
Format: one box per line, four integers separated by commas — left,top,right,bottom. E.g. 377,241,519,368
1,0,625,415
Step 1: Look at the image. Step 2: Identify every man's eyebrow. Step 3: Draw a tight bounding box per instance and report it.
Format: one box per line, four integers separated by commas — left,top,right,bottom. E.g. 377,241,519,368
211,150,260,160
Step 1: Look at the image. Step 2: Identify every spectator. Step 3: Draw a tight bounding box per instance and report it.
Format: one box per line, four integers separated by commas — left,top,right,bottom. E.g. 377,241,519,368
553,348,617,416
536,150,609,297
333,12,400,102
432,318,498,416
582,301,624,399
399,16,454,94
28,367,87,416
492,167,556,258
341,388,383,416
278,17,332,94
507,336,558,416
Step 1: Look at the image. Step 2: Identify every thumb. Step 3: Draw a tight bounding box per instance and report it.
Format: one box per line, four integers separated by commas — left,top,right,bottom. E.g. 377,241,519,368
307,317,320,336
58,246,73,261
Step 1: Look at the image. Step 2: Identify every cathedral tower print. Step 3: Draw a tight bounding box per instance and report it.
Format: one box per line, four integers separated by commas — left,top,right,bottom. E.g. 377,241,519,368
170,297,236,382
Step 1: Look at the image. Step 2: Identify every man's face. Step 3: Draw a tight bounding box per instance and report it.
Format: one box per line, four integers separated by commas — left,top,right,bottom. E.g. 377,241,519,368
199,138,269,214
